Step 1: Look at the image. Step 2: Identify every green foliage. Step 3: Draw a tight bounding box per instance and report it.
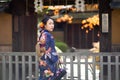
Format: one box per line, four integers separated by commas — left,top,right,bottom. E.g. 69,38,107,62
55,41,68,52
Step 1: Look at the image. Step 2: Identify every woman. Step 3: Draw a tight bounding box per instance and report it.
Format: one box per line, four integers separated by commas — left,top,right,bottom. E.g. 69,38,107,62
38,17,59,80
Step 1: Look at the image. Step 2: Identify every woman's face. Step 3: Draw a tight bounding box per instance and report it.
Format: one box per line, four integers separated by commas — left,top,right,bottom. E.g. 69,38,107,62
45,19,54,32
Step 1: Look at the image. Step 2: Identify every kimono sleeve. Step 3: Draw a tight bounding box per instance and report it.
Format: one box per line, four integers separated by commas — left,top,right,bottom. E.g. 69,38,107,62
46,52,59,63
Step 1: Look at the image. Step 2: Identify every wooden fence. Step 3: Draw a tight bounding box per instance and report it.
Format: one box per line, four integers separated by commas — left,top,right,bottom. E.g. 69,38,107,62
0,50,120,80
0,52,38,80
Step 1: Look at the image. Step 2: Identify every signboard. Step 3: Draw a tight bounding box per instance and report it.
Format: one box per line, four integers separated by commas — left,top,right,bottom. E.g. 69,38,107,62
102,13,109,33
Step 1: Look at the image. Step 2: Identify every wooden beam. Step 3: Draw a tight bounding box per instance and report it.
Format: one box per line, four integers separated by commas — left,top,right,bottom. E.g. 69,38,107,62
51,11,98,19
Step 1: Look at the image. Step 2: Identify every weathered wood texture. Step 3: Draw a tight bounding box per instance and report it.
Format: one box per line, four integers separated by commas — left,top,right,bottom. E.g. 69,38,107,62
64,23,99,49
99,0,112,52
12,15,37,52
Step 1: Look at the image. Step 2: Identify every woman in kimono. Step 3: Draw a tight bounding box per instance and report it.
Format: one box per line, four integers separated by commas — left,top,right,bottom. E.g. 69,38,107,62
38,17,59,80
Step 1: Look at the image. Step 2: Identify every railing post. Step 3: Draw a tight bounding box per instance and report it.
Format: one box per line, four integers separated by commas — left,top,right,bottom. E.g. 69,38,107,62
28,55,32,80
9,56,12,80
35,55,39,80
2,55,6,80
15,55,19,80
22,55,25,80
115,56,119,80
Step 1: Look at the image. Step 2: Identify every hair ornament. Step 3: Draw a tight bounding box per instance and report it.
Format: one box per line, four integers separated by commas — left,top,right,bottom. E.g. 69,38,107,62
39,22,44,28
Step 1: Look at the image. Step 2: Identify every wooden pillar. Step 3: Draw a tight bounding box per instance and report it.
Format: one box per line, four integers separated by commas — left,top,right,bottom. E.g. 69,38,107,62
99,1,112,79
99,0,112,52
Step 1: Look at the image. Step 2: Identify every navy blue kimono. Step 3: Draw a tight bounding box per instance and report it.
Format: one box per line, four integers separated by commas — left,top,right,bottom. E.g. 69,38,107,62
38,30,59,80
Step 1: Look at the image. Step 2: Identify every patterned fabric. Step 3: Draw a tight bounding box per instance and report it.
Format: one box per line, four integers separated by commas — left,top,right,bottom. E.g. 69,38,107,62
38,30,59,80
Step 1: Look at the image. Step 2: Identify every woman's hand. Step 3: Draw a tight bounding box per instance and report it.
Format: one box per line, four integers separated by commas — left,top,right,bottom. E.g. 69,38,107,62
39,60,47,66
45,47,51,54
44,70,54,77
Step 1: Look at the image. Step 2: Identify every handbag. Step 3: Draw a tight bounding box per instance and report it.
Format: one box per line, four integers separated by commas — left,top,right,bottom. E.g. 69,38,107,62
35,42,46,60
53,60,67,80
35,30,46,61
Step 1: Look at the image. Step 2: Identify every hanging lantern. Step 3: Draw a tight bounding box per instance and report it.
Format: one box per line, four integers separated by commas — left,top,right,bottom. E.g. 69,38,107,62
34,0,43,13
75,0,85,12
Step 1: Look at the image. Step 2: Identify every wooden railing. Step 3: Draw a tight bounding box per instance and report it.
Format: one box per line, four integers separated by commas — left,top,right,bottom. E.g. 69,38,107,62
0,50,120,80
0,52,38,80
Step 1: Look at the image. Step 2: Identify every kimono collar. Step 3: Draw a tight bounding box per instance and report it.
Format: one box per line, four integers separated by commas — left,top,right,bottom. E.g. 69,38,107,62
44,29,49,33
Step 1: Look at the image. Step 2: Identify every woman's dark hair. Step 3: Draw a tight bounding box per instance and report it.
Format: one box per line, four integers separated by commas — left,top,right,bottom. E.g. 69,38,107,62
42,16,53,25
